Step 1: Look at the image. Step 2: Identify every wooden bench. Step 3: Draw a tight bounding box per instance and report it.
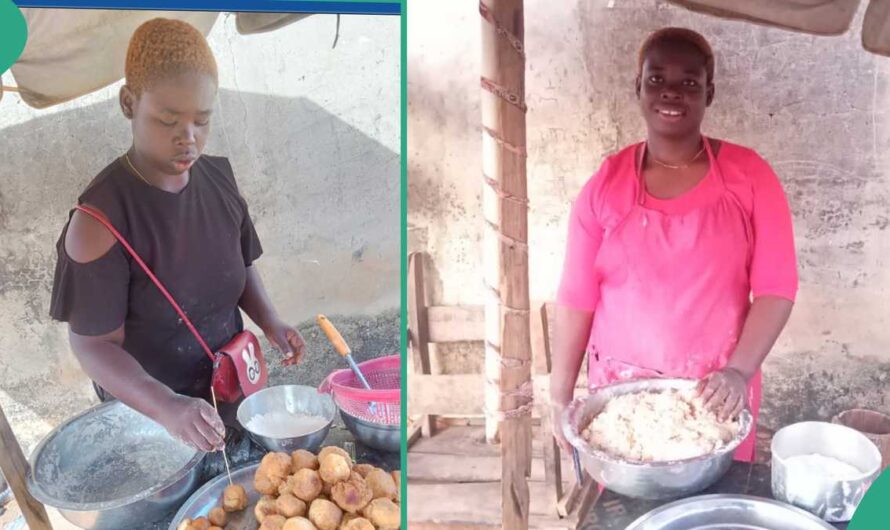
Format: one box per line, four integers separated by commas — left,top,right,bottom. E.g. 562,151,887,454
407,251,590,522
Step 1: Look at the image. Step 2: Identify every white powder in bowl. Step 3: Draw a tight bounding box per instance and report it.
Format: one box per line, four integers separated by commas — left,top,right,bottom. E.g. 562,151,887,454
246,411,329,438
784,453,862,480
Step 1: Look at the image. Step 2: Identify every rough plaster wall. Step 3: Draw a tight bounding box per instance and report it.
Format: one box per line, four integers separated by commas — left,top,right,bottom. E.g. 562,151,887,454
0,13,399,453
408,1,890,428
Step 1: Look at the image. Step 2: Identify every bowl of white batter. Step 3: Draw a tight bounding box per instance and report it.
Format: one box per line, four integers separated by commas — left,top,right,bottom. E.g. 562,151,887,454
771,421,881,522
562,378,753,500
237,384,337,453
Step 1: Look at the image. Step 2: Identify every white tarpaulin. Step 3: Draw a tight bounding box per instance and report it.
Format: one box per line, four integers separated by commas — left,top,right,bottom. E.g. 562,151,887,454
668,0,890,56
8,9,310,108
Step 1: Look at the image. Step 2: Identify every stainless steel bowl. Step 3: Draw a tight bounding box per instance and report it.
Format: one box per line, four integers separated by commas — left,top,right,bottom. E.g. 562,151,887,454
562,378,753,500
340,410,400,453
27,400,204,529
237,384,337,453
772,421,881,522
626,494,836,529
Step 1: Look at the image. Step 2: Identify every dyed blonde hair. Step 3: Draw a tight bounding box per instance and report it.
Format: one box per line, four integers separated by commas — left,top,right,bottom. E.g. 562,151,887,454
125,18,218,95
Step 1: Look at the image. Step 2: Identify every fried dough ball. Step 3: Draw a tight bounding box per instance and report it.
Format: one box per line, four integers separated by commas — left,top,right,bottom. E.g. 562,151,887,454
264,452,295,478
256,474,278,495
352,464,375,478
190,517,211,530
309,498,343,530
365,469,398,501
223,483,249,512
319,446,351,466
279,477,294,497
277,493,308,517
340,517,375,530
292,449,320,471
176,519,192,530
256,452,292,494
260,514,288,530
283,517,319,530
331,472,372,514
319,454,351,484
209,528,223,530
391,470,401,503
208,506,227,526
363,498,400,529
290,468,324,502
255,495,280,523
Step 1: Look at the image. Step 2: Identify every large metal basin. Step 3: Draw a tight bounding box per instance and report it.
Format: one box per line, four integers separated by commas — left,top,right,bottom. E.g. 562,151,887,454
562,378,753,500
626,494,835,529
27,400,204,529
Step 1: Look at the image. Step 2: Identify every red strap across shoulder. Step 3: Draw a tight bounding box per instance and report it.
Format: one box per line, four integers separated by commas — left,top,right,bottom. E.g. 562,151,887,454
74,204,216,363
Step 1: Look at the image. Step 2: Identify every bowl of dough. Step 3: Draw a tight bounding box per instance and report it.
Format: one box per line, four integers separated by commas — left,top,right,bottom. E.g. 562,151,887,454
562,378,753,500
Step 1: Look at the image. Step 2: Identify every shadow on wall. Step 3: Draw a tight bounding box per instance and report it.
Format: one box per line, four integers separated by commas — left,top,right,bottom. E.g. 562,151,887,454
0,88,399,452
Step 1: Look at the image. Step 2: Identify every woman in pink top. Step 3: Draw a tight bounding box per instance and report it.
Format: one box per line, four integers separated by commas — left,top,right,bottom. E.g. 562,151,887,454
551,28,798,462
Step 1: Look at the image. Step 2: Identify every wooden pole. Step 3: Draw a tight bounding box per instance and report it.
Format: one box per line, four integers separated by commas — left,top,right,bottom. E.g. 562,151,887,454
0,403,53,530
480,1,532,528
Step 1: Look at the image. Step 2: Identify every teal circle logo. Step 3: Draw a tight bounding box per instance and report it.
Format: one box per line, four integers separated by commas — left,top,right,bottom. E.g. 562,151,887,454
0,0,27,75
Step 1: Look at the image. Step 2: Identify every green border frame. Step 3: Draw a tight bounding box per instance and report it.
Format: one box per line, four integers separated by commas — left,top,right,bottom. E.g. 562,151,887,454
399,0,408,524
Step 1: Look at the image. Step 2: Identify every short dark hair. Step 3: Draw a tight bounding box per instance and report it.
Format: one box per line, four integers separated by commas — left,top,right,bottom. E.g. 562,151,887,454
638,27,714,83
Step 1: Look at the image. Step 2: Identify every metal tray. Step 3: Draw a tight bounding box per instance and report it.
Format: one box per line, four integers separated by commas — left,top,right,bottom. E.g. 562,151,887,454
168,463,262,530
625,494,836,530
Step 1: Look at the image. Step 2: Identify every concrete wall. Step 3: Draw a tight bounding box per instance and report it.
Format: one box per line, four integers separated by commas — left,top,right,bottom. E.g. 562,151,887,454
408,1,890,429
0,13,399,452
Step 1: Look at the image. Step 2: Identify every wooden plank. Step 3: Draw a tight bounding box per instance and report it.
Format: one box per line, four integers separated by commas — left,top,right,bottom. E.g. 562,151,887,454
407,520,571,530
408,425,552,460
407,418,424,449
530,302,549,376
409,373,569,416
408,252,433,375
539,303,554,374
408,451,573,483
426,306,485,343
540,402,563,512
0,403,52,530
408,482,559,521
408,252,437,436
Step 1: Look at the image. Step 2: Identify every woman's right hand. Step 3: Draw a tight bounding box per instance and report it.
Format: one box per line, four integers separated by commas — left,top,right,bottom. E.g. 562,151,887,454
158,394,226,452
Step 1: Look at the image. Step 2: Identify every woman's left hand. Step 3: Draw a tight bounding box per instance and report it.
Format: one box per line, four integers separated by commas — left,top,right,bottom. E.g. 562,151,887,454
697,367,748,421
262,319,307,366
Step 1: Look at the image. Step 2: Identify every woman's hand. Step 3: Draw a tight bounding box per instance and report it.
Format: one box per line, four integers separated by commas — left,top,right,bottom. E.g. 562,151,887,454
550,401,573,452
262,318,307,366
697,367,748,421
158,394,226,452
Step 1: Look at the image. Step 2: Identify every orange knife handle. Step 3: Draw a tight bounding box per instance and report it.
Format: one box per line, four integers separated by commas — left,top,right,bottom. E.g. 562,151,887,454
316,314,351,356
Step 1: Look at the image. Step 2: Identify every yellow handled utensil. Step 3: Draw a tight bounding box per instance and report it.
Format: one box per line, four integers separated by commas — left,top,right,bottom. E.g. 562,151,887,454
317,315,378,415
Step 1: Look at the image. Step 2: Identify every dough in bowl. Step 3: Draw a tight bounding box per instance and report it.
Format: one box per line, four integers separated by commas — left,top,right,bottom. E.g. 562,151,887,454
581,389,739,462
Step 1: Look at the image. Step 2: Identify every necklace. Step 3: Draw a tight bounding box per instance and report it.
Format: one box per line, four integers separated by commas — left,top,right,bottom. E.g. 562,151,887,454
648,143,706,170
123,153,153,186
